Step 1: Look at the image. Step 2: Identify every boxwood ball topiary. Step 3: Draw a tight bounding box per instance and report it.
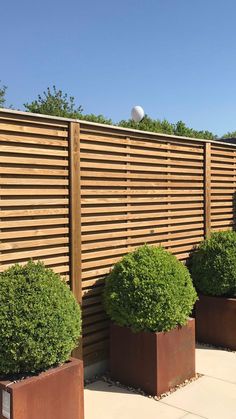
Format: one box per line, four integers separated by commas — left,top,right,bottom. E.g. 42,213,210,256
0,261,81,375
103,245,197,332
189,230,236,297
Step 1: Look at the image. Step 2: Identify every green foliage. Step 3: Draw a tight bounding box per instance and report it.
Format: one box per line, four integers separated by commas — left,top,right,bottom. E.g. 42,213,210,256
0,261,81,375
23,85,216,140
221,131,236,139
24,85,113,124
79,113,112,125
0,83,6,107
119,116,216,141
119,116,175,135
0,82,7,108
189,231,236,297
103,245,197,333
24,85,83,118
174,120,216,140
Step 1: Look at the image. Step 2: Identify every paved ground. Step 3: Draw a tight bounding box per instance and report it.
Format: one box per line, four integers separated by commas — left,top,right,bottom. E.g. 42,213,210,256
84,345,236,419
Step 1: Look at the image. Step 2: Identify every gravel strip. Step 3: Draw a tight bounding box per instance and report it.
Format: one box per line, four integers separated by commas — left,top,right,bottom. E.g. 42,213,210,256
196,342,236,353
85,372,203,400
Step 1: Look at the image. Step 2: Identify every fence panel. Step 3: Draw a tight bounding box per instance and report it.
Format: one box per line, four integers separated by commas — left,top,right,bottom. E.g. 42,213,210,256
80,123,206,365
1,111,236,367
211,143,236,231
0,112,71,280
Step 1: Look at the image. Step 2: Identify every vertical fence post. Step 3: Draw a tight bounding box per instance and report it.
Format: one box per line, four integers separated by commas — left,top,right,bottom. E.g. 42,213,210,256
204,142,211,238
69,122,82,359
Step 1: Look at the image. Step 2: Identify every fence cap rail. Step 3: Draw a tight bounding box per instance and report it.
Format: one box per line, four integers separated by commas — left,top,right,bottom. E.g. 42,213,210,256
0,107,235,148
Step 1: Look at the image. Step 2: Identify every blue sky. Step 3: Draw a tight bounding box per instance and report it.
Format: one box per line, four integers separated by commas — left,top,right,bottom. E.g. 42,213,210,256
1,0,236,136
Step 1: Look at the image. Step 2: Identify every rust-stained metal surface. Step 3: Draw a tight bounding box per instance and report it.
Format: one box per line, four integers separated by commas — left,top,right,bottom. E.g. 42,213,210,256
0,358,84,419
110,318,195,396
196,294,236,349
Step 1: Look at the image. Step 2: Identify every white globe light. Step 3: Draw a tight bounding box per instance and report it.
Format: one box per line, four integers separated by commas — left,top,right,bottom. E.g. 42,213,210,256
131,105,145,122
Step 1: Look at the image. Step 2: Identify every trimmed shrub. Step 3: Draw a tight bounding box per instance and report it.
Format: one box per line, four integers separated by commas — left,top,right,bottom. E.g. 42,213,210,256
0,261,81,375
189,230,236,297
103,245,197,332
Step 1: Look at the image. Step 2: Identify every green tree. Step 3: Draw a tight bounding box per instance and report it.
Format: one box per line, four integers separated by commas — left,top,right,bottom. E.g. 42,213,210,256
174,120,216,140
79,113,112,125
23,85,217,139
24,85,83,118
0,82,7,107
221,131,236,139
119,115,174,135
119,116,216,140
24,85,113,124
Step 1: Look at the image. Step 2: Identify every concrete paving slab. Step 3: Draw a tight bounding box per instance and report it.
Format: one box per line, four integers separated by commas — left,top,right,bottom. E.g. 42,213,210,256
196,345,236,384
84,381,187,419
182,414,207,419
161,375,236,419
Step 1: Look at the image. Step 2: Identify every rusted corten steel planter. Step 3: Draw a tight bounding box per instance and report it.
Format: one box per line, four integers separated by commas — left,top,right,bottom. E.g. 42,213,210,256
195,294,236,349
0,358,84,419
110,318,195,396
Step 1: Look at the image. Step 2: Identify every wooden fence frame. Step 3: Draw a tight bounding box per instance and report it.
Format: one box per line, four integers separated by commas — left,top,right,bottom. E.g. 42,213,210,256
1,109,236,366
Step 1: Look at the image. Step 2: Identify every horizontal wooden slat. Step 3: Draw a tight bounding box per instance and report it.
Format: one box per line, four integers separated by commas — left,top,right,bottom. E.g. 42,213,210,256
0,167,68,176
83,331,109,347
81,203,204,214
0,246,69,262
0,218,68,229
0,198,68,207
81,196,203,205
83,339,109,356
0,113,68,128
0,144,67,157
0,132,68,147
0,236,69,252
80,161,202,174
0,208,69,218
211,213,234,220
83,321,109,335
81,180,203,188
81,189,203,196
0,122,68,137
81,171,204,180
0,188,68,196
82,210,203,223
0,227,68,240
0,155,68,167
0,178,68,186
211,148,236,157
82,312,108,326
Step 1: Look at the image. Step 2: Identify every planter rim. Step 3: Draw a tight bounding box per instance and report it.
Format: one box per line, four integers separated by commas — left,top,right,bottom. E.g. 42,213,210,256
111,317,194,336
198,294,236,301
0,357,82,388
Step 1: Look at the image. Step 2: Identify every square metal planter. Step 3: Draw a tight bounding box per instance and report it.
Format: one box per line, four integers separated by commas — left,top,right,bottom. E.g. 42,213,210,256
110,318,195,396
0,358,84,419
195,294,236,349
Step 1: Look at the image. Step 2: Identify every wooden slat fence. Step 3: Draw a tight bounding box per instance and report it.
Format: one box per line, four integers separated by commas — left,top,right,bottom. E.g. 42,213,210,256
80,124,206,364
0,109,236,367
0,112,70,280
